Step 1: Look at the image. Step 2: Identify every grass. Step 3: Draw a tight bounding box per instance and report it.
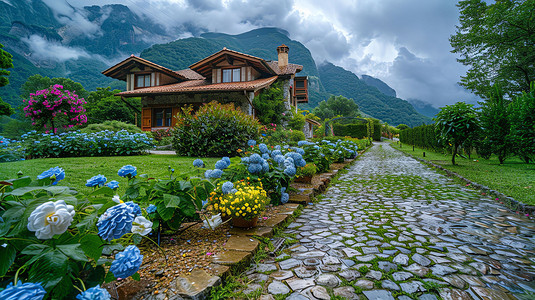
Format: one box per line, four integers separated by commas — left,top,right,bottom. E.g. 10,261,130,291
0,154,220,194
392,141,535,206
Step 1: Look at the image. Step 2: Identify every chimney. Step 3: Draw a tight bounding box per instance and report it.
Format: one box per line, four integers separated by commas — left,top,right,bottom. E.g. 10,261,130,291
277,44,289,69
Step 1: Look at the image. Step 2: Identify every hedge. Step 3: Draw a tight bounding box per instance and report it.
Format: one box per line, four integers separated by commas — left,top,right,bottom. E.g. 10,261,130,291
399,124,441,150
333,123,368,139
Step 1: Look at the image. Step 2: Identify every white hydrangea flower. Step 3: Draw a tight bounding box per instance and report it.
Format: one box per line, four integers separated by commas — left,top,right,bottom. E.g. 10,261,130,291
131,216,152,236
27,200,75,239
203,214,222,230
112,195,124,204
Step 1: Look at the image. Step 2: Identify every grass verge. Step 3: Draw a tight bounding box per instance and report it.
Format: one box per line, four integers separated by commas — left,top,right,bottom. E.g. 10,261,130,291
391,141,535,206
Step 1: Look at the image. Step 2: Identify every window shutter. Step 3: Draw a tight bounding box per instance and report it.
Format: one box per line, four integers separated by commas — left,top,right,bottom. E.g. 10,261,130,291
141,108,152,131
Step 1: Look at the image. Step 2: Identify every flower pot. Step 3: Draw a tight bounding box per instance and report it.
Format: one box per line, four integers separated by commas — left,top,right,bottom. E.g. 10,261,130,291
232,216,258,228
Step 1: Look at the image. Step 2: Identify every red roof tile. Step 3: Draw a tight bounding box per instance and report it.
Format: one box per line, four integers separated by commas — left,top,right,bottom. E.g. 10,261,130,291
266,61,303,75
117,76,278,97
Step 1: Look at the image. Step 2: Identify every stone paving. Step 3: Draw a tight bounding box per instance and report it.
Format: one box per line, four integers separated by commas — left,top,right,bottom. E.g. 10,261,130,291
244,142,535,300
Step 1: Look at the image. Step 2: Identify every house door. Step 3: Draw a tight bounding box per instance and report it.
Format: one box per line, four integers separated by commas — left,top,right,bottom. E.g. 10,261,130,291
141,108,152,131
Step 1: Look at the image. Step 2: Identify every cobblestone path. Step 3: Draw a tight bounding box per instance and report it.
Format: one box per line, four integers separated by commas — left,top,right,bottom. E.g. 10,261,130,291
246,142,535,300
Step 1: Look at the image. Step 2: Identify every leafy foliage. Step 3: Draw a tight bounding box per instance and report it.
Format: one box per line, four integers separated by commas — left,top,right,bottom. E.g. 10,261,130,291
0,43,14,116
84,87,141,125
478,86,511,164
252,82,287,126
172,101,260,157
434,102,478,165
508,82,535,163
81,120,142,134
21,75,89,101
450,0,535,98
399,125,441,151
312,95,360,120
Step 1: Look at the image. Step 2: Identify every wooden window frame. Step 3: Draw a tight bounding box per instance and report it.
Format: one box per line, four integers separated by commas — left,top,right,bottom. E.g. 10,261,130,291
221,67,241,83
153,107,173,127
134,73,151,89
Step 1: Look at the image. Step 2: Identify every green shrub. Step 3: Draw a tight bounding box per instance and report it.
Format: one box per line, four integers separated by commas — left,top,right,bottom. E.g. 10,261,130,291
267,129,305,146
172,101,260,157
287,109,306,130
252,82,287,126
81,120,142,134
333,123,368,138
399,124,441,150
298,163,317,177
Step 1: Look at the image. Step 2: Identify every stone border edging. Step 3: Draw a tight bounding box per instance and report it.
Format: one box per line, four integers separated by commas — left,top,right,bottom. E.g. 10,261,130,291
392,144,535,216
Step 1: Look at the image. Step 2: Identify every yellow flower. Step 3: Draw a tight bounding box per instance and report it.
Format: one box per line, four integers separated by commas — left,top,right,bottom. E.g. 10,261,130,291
235,212,239,217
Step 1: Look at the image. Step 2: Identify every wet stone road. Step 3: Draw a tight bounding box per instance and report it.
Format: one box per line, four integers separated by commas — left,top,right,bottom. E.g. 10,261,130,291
246,142,535,300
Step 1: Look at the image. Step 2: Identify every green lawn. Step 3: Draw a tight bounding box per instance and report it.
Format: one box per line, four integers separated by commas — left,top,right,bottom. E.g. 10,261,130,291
391,141,535,206
0,155,219,194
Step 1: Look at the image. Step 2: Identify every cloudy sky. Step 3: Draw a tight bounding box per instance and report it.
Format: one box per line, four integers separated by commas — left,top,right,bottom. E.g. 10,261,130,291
61,0,480,107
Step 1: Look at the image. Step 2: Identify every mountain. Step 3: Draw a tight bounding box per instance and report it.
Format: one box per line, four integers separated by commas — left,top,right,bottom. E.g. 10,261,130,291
0,0,171,106
360,75,396,98
318,62,431,126
406,98,440,119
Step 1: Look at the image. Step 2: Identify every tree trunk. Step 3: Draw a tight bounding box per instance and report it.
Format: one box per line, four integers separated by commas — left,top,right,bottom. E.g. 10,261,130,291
452,144,457,165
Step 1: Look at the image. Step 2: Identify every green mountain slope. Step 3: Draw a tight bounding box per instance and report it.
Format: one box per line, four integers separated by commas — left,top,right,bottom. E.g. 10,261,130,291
319,62,431,126
360,75,397,98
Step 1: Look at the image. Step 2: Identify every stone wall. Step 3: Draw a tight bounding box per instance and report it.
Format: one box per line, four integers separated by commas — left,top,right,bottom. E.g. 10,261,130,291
142,92,253,114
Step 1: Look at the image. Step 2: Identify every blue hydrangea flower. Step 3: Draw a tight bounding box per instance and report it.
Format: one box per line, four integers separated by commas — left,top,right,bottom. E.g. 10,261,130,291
261,153,270,160
0,281,46,300
274,155,285,166
296,159,307,168
259,143,269,153
106,180,119,190
280,187,289,204
271,150,282,157
193,159,204,168
76,285,111,300
221,181,234,194
37,166,65,185
240,157,250,164
86,174,107,187
222,157,230,164
207,169,223,178
97,202,139,241
274,145,281,150
284,166,296,177
146,204,157,214
248,163,263,174
110,245,143,279
125,201,141,217
215,158,230,170
230,188,238,194
247,140,256,147
249,153,262,164
204,170,213,178
262,161,270,173
284,157,294,168
118,165,137,178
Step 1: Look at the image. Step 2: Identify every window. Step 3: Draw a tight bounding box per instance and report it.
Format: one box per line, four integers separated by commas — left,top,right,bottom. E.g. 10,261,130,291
135,74,151,88
222,68,241,83
154,108,172,127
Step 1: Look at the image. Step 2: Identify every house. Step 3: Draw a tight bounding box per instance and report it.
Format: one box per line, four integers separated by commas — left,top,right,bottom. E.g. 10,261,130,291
102,45,308,131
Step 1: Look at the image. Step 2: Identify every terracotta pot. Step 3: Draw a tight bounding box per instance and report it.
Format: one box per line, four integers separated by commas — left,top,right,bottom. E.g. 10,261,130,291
232,216,258,228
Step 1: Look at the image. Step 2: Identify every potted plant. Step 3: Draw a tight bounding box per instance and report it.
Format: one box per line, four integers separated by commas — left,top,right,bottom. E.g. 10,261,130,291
208,179,270,228
294,163,317,184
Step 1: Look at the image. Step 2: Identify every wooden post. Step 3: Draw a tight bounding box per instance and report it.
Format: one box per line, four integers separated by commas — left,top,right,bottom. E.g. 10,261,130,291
413,145,415,151
423,152,426,157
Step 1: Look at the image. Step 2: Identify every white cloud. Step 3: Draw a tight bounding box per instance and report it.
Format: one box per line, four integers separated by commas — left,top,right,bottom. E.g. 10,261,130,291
42,0,101,37
22,35,91,62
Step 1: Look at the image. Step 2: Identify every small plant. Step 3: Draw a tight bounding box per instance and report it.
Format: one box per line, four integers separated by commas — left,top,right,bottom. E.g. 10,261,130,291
209,179,270,220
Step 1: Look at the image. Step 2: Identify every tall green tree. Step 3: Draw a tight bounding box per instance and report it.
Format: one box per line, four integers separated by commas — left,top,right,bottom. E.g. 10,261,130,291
20,75,89,100
85,87,141,125
478,86,511,164
450,0,535,98
434,102,479,165
508,82,535,163
312,95,360,120
0,43,14,116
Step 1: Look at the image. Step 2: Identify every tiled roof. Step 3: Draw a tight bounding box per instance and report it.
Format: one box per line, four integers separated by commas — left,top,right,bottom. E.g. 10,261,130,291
102,55,188,81
266,61,303,75
116,76,278,97
175,69,205,80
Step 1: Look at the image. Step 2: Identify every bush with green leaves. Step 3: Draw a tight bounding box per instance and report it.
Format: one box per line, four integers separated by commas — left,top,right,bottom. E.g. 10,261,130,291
287,109,306,131
81,120,142,134
478,86,511,164
22,130,153,158
508,83,535,163
172,101,260,157
252,81,288,126
0,135,24,162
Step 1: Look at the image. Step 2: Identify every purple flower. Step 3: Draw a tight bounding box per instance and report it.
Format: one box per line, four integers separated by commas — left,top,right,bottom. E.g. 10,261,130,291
76,285,111,300
118,165,137,178
86,174,107,187
0,281,46,300
97,202,140,241
37,166,65,185
110,245,143,279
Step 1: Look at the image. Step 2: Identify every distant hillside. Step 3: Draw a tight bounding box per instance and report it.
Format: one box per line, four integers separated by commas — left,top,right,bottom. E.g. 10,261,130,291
360,75,396,98
407,98,440,119
318,62,431,126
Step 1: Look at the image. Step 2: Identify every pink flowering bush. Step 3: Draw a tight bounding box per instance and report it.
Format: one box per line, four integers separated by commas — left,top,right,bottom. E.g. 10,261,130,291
23,84,87,134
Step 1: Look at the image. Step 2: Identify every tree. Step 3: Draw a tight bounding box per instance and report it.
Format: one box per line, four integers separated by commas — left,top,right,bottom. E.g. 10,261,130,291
21,75,89,100
450,0,535,98
252,82,287,125
23,84,87,133
85,87,141,125
312,95,360,120
0,43,14,116
508,82,535,163
478,86,511,164
434,102,479,165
